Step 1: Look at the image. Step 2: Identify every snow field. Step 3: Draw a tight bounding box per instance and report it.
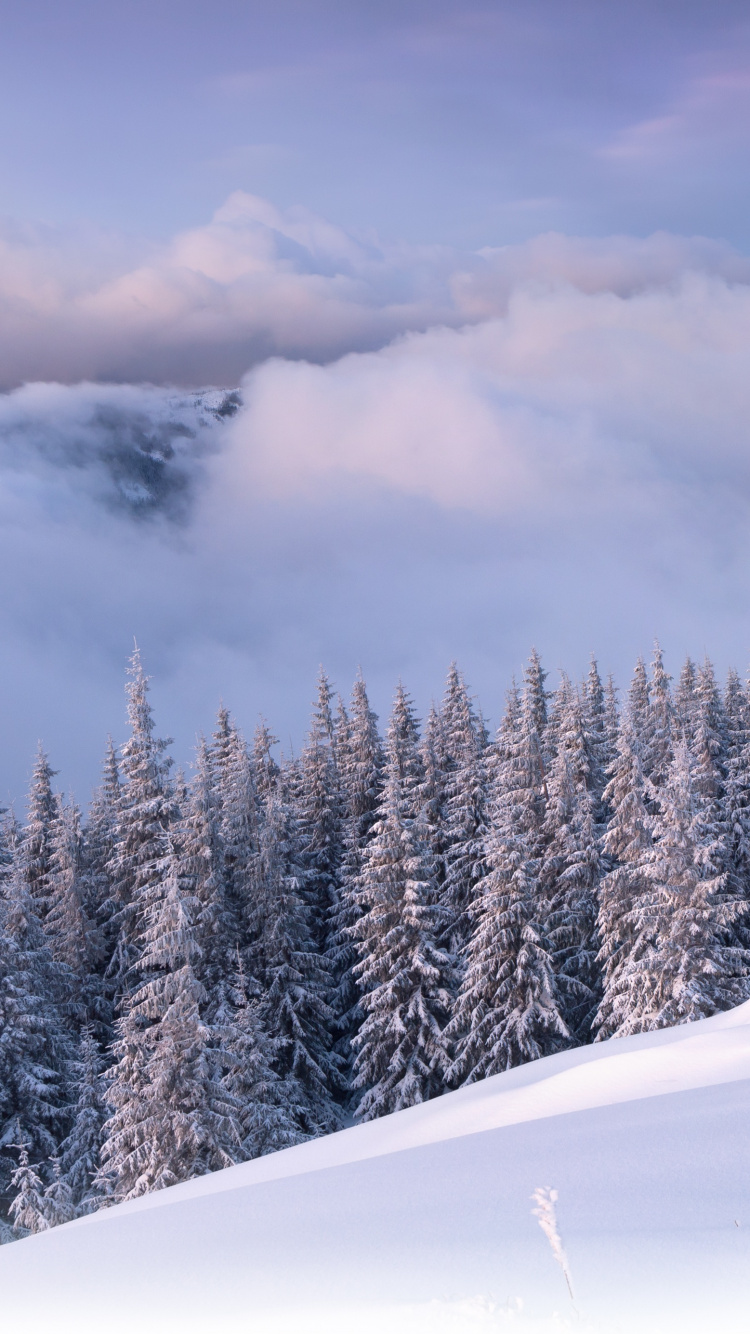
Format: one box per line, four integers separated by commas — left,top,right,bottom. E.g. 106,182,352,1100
2,1000,750,1333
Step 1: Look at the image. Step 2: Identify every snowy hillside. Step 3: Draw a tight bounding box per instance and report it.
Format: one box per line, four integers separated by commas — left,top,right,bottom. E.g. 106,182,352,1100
2,1003,750,1334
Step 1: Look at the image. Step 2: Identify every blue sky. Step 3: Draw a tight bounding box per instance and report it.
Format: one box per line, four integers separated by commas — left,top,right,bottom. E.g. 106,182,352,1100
3,0,750,246
2,0,750,801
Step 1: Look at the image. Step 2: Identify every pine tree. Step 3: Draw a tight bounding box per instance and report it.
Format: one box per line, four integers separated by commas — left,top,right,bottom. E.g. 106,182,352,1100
42,1156,75,1227
675,657,698,740
296,671,343,956
724,669,750,925
330,675,384,1069
81,739,121,1040
448,684,569,1082
628,741,750,1029
98,842,238,1203
211,711,257,961
252,781,342,1135
627,657,651,747
540,675,602,1041
646,642,673,791
180,737,237,1019
439,666,490,958
352,686,454,1119
593,718,653,1039
23,745,58,921
59,1028,107,1215
581,657,609,817
46,797,103,1028
0,844,73,1196
106,648,178,1006
219,960,302,1159
8,1143,48,1235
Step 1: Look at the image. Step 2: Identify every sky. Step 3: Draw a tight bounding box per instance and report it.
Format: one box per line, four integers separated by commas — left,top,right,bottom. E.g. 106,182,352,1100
2,0,750,802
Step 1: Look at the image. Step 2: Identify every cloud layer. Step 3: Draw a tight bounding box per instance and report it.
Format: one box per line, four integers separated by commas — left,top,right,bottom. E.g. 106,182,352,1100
2,193,749,388
3,213,750,802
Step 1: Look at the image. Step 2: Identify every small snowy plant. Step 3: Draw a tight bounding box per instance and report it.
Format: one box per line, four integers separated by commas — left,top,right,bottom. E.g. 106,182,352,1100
531,1186,575,1304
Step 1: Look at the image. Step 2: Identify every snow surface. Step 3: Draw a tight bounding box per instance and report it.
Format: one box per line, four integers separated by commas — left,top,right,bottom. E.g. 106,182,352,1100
3,1002,750,1333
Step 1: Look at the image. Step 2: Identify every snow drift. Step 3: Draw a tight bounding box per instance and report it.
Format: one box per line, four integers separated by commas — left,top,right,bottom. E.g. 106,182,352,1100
2,1001,750,1333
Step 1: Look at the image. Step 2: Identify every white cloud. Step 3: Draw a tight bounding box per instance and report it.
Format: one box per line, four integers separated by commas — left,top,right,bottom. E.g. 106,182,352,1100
1,193,748,389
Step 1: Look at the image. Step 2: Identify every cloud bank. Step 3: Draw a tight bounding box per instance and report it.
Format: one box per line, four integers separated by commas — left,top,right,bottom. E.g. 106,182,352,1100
2,192,749,387
3,205,750,802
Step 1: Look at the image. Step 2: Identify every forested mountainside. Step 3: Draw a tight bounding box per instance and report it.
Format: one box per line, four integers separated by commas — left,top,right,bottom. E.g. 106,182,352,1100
2,644,749,1238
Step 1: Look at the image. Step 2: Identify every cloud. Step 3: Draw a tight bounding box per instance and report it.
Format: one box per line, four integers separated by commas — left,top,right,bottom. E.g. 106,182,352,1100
3,222,750,804
600,64,750,164
2,193,749,390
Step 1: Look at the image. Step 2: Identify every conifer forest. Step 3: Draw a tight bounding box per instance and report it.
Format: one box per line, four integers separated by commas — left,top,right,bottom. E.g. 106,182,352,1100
2,643,749,1240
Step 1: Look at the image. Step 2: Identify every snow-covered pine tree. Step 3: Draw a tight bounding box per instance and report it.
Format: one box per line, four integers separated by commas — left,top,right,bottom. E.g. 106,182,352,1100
212,714,259,973
675,657,698,741
253,722,280,800
593,717,653,1040
628,740,750,1029
329,675,384,1070
296,670,344,957
41,1156,75,1228
439,666,490,959
80,739,121,1039
180,736,238,1020
627,657,650,749
58,1028,107,1216
448,682,569,1082
23,745,58,921
251,778,342,1135
539,674,602,1042
46,797,103,1029
106,648,178,1007
8,1143,48,1236
352,685,454,1119
219,958,302,1159
603,675,620,761
724,669,750,927
98,840,238,1203
645,642,674,791
580,657,609,818
0,843,73,1201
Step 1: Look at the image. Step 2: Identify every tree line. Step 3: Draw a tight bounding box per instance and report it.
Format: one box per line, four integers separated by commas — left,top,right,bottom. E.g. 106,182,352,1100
2,643,749,1238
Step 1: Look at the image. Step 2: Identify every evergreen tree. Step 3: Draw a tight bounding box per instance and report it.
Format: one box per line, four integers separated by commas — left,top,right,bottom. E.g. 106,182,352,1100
540,675,602,1041
448,684,569,1082
296,671,343,956
628,741,750,1029
675,657,698,740
98,843,238,1203
8,1144,48,1235
59,1028,107,1215
81,740,121,1040
106,648,178,1006
330,676,384,1069
41,1156,75,1227
23,745,58,921
352,686,454,1119
46,797,103,1028
724,669,750,920
627,657,651,747
594,719,653,1039
581,657,609,817
252,781,342,1135
439,666,490,958
219,960,302,1159
0,844,73,1196
180,737,237,1019
646,642,674,791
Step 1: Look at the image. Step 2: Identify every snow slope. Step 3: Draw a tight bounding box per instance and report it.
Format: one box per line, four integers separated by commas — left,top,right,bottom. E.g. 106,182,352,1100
3,1003,750,1333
